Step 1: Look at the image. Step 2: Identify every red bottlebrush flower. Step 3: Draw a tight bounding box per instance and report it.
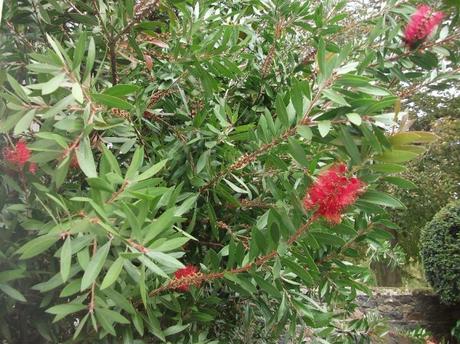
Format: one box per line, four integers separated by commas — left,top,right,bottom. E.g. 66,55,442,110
70,154,79,168
303,164,365,224
144,54,153,72
3,140,31,167
404,5,444,48
28,162,37,174
174,265,199,292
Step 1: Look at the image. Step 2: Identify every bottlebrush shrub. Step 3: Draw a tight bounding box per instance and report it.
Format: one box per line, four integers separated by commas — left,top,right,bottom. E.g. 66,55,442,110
0,0,458,343
421,200,460,305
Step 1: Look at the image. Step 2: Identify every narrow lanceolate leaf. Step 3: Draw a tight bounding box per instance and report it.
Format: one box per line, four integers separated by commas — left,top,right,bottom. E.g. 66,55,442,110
339,126,361,164
143,208,177,243
92,93,133,110
297,125,313,141
0,284,26,302
76,136,98,178
288,137,309,167
13,109,36,135
360,190,406,209
375,149,419,163
276,94,289,127
125,146,144,181
281,258,314,286
72,83,84,103
100,257,124,290
42,73,66,95
17,235,59,259
46,303,87,316
81,241,111,291
96,308,130,324
382,176,417,189
136,159,168,182
103,84,141,97
318,120,332,138
370,163,406,174
7,74,30,101
60,237,72,282
346,113,362,126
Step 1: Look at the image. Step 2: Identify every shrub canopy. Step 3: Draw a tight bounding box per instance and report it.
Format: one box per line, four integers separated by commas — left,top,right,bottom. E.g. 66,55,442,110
0,0,459,342
421,200,460,305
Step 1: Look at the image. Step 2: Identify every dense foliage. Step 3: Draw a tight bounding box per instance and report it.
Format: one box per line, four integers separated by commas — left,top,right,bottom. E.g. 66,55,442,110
421,200,460,305
390,94,460,260
1,0,459,342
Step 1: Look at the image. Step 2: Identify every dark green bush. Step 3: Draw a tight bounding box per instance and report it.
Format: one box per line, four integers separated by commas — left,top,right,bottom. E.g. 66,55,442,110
421,200,460,305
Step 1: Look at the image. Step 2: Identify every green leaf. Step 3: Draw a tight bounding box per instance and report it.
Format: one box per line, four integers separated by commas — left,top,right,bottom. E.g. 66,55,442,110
73,313,88,340
281,258,314,286
7,74,30,101
365,96,397,114
136,159,168,182
388,131,438,145
103,84,141,97
84,37,95,80
60,237,72,282
360,190,405,209
92,93,133,110
175,194,199,216
0,284,26,302
46,303,86,316
297,125,312,141
17,235,59,259
72,83,84,103
224,273,257,294
137,256,168,278
100,257,124,290
81,241,111,291
252,275,282,299
382,176,417,189
76,136,98,178
318,120,331,138
125,146,144,180
356,86,390,96
164,324,190,337
346,113,362,126
96,308,130,324
370,163,406,173
143,208,177,243
287,137,309,167
375,149,419,163
96,310,116,335
339,125,361,164
147,251,184,269
276,94,289,127
73,31,87,70
152,237,190,252
323,89,349,106
42,73,66,95
13,109,35,135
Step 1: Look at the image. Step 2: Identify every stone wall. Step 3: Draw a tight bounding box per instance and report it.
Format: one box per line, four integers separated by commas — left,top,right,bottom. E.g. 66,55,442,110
356,288,460,342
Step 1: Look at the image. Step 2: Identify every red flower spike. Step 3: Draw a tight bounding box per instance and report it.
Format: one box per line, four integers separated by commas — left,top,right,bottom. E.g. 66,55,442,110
28,162,37,174
174,265,199,292
303,164,365,224
70,154,79,169
404,5,444,48
3,140,31,167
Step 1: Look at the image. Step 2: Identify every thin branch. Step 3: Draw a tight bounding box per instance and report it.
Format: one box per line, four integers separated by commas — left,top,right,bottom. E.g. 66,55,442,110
113,0,161,43
148,214,319,297
88,239,98,315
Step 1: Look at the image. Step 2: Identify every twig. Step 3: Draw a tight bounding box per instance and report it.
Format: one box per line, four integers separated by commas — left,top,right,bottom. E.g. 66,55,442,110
148,214,319,297
88,239,98,315
113,0,160,43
